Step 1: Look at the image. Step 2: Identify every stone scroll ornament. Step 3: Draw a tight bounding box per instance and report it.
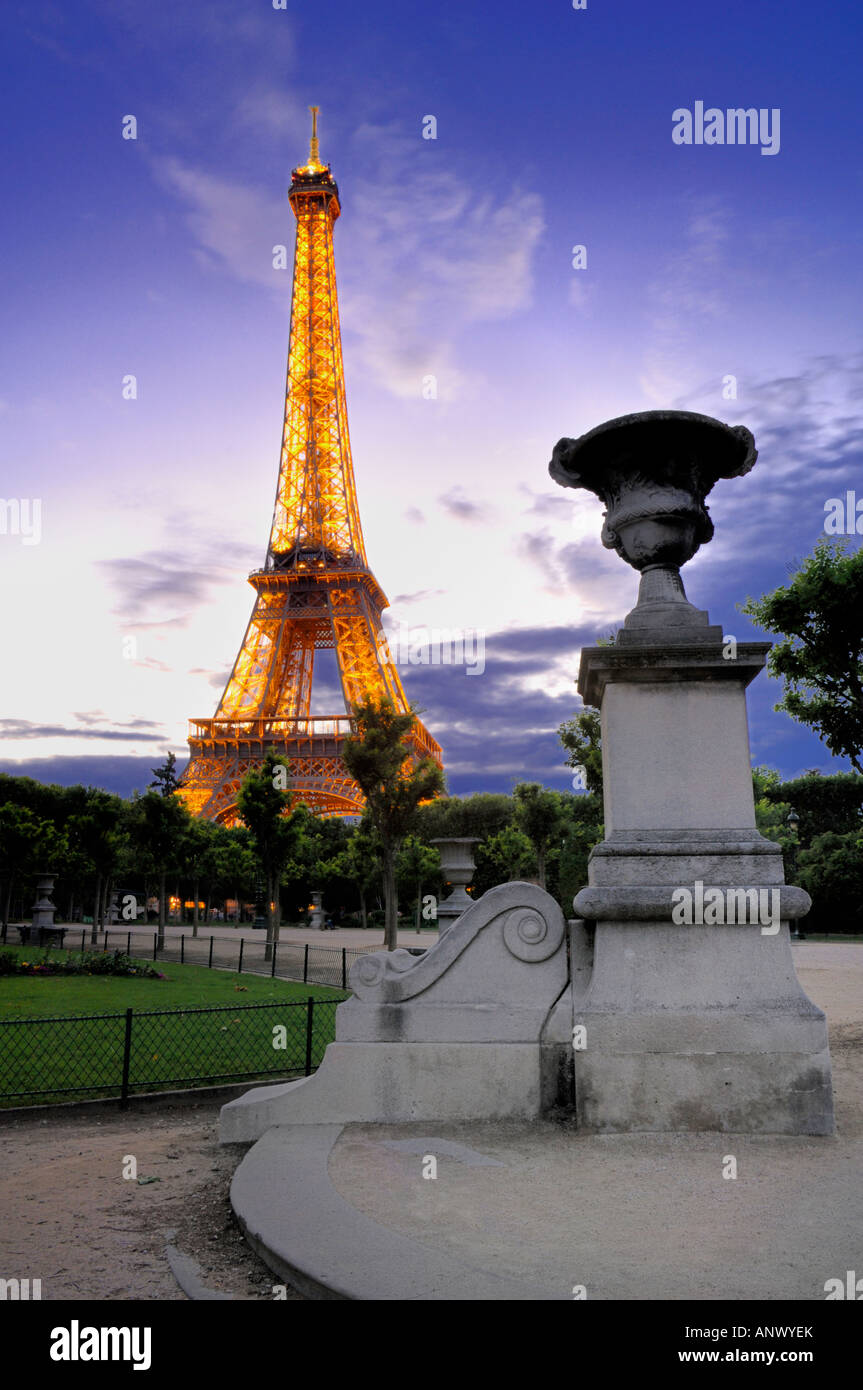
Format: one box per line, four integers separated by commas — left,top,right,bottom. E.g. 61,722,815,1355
548,411,757,573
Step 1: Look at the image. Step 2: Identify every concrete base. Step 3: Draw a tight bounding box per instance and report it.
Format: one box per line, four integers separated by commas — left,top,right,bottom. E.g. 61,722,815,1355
569,919,834,1134
221,1042,546,1142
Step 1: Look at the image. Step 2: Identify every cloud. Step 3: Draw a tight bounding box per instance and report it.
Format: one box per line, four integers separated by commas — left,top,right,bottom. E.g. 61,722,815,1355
0,756,186,799
96,548,240,626
152,158,289,292
437,488,492,524
403,508,426,525
154,121,545,401
639,196,732,405
391,588,447,605
0,719,165,743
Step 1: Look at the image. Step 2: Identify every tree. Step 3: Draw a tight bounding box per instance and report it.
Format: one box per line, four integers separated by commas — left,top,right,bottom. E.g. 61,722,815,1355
559,709,603,797
796,831,863,935
476,824,536,888
178,817,216,936
763,769,863,847
149,752,181,797
128,790,190,946
0,805,65,932
740,538,863,772
67,791,125,942
513,783,562,891
336,819,383,929
341,696,445,949
236,752,302,960
396,835,441,930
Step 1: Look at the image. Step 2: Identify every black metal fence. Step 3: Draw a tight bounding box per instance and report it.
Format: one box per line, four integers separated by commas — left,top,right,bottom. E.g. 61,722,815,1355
3,927,371,990
0,997,341,1108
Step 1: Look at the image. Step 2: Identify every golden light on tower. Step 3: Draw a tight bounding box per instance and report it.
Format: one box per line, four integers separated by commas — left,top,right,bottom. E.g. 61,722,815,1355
179,109,443,823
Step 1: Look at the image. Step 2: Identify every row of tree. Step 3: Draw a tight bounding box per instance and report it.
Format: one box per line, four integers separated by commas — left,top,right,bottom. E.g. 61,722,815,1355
3,536,863,941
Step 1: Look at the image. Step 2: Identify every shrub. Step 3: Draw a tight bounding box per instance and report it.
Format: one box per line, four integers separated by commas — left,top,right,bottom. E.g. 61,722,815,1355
0,950,164,979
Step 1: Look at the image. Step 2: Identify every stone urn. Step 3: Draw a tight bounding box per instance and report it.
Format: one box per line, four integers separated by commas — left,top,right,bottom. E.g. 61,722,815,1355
31,873,58,930
429,838,481,934
550,410,757,638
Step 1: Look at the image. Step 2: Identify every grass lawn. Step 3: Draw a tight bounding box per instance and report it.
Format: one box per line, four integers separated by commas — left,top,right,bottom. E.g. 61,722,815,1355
0,946,347,1107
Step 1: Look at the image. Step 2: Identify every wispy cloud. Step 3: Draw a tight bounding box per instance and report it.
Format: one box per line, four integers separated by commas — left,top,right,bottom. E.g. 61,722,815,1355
0,718,164,742
97,549,240,626
438,487,492,524
154,121,545,401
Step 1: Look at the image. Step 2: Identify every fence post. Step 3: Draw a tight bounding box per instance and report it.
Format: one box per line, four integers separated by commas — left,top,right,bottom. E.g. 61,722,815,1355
208,935,214,969
153,933,158,962
81,929,85,952
120,1008,134,1110
271,940,278,978
304,943,309,983
341,948,347,990
181,934,185,965
238,937,244,974
127,930,131,956
304,997,315,1076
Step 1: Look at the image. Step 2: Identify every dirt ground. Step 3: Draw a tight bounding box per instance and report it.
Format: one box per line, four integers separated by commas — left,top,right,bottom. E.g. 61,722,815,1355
0,944,859,1301
0,1100,303,1300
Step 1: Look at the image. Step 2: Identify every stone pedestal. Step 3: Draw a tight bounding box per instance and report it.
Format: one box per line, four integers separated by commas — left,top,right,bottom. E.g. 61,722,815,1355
572,633,833,1132
31,874,58,930
310,891,324,931
549,409,834,1135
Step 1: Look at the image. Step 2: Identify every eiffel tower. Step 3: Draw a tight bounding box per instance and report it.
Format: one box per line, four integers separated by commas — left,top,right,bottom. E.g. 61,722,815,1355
179,109,443,823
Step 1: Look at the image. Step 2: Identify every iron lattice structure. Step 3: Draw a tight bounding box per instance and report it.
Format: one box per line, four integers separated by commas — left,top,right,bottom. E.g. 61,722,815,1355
180,111,443,824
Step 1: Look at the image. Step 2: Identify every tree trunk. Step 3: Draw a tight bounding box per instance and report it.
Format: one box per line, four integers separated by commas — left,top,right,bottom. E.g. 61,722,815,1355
192,875,200,938
91,873,102,945
359,887,367,931
158,869,166,948
264,869,275,963
537,849,547,891
415,877,422,931
1,878,12,938
383,848,398,951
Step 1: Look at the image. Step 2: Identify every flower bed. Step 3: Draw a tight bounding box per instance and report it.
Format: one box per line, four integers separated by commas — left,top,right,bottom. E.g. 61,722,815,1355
0,950,164,979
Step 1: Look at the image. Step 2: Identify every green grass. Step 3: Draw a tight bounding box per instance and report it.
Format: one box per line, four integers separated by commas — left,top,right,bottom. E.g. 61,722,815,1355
0,946,347,1107
0,944,344,1017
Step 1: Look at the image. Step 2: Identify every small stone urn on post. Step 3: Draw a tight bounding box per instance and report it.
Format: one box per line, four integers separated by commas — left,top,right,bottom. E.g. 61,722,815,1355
31,873,58,931
429,838,481,934
549,410,834,1136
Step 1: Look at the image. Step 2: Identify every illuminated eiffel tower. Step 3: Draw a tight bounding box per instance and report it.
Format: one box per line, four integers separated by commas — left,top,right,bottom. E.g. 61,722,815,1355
180,109,443,823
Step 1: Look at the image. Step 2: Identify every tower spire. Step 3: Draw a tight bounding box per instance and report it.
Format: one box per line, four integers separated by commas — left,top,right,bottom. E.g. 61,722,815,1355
308,104,321,168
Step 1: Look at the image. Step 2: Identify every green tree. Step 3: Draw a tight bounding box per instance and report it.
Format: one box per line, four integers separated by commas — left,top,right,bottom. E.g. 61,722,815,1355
178,817,216,936
558,709,603,797
128,790,190,946
396,835,441,930
335,819,383,929
236,752,302,960
0,805,65,931
341,697,445,949
763,769,863,847
740,538,863,772
475,824,536,889
513,783,562,891
797,831,863,935
67,791,126,942
149,752,181,796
